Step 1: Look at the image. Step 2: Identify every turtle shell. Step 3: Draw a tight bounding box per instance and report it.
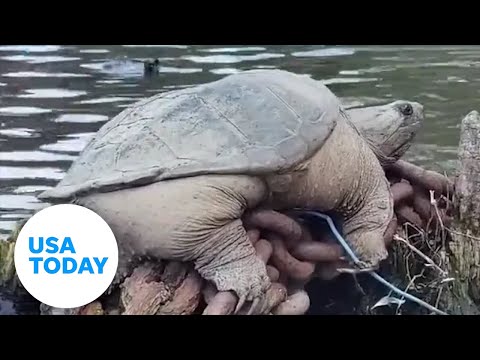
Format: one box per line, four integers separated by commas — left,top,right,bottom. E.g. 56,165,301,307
39,69,342,202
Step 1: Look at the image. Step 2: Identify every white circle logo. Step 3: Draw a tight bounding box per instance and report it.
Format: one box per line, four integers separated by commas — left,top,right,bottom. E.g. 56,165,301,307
14,204,119,309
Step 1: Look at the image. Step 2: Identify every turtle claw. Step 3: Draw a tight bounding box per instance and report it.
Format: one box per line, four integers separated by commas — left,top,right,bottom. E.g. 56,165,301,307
235,295,247,314
247,297,261,315
198,252,271,315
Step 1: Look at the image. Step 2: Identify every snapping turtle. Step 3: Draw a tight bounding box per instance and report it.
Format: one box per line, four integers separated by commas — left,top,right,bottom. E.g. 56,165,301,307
38,69,423,314
346,100,423,163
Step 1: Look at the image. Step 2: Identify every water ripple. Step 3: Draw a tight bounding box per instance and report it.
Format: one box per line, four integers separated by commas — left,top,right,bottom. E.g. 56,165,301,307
79,61,204,77
1,213,32,219
122,45,188,49
80,61,142,73
40,133,95,153
0,128,40,138
1,55,81,64
0,107,53,115
13,185,52,194
77,97,135,105
292,48,356,57
0,45,63,52
321,77,380,85
210,68,242,75
53,114,109,123
158,66,202,74
0,151,76,162
0,195,45,211
0,166,64,180
182,53,285,64
201,47,267,53
96,80,123,84
79,49,110,54
3,71,90,78
18,89,87,99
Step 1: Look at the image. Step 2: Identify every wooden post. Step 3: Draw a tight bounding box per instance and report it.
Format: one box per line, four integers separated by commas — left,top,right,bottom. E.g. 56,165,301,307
440,111,480,315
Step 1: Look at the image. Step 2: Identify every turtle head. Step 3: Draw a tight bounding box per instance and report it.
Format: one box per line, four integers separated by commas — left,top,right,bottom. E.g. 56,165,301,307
143,58,160,76
345,100,424,163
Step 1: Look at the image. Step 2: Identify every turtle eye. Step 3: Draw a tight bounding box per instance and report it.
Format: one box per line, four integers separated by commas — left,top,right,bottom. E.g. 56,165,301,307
399,103,413,116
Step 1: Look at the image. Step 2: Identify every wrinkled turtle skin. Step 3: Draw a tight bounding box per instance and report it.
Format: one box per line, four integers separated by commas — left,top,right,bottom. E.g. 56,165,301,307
38,69,424,315
345,100,424,163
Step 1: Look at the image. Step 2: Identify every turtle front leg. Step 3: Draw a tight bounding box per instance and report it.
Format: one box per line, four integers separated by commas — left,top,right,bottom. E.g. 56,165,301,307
78,174,274,314
193,218,272,314
162,174,277,315
341,175,394,270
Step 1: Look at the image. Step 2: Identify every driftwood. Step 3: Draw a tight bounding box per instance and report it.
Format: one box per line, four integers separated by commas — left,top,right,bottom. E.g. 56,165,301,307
120,261,204,315
439,111,480,315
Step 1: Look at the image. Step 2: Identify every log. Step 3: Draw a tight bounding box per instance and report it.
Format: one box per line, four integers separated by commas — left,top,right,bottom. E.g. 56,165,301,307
0,220,30,306
0,220,26,291
120,261,203,315
0,239,16,289
439,111,480,315
79,301,104,315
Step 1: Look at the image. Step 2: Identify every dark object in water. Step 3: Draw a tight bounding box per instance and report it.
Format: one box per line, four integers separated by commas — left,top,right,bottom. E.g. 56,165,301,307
144,58,161,76
96,58,162,78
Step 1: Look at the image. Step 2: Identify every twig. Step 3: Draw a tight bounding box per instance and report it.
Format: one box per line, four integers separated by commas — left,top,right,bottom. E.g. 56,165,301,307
435,286,444,310
446,228,480,241
396,271,424,315
403,221,425,237
297,210,449,316
368,271,447,315
430,190,447,249
393,235,448,278
430,190,444,230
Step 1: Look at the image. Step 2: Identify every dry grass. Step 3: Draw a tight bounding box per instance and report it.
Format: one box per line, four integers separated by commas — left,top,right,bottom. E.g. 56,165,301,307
388,189,456,315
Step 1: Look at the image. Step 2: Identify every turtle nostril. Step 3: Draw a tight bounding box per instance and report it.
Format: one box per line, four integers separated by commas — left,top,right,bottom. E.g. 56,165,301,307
400,103,413,116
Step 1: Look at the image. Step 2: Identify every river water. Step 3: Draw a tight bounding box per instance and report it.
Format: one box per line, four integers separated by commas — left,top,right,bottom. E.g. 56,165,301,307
0,45,479,240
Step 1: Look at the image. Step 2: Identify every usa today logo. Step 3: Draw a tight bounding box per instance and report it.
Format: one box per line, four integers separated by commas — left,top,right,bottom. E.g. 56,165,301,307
14,204,119,309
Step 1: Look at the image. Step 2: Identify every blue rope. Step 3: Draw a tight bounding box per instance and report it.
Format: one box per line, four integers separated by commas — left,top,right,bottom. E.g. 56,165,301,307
299,210,448,316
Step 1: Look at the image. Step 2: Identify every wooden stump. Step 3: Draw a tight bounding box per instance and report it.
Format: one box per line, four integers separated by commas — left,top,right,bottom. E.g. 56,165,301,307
0,221,25,292
0,239,16,289
439,111,480,315
120,261,203,315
